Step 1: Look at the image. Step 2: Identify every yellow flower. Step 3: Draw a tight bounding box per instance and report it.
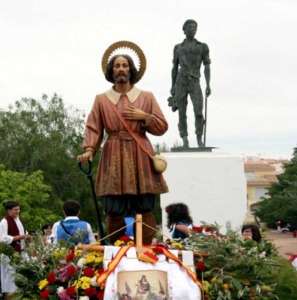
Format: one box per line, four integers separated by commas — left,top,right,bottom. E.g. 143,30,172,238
38,279,48,290
54,249,68,262
80,276,91,289
75,250,83,256
95,255,103,264
114,240,124,247
171,242,183,249
203,280,210,286
85,253,95,264
73,280,80,289
74,276,91,290
202,280,210,292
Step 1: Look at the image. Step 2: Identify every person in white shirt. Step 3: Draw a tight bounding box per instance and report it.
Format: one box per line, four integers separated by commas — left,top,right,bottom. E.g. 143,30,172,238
51,200,95,245
0,201,31,299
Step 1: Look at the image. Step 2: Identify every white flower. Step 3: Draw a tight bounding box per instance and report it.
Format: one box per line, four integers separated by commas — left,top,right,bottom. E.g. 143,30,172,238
57,286,64,295
79,296,89,300
77,257,86,268
90,275,100,287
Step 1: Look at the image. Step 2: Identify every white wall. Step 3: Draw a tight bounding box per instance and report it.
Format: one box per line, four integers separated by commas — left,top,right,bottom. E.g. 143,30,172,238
161,150,247,239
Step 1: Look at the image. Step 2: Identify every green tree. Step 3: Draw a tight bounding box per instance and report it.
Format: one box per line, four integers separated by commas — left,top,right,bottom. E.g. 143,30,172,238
256,147,297,228
0,94,102,229
0,165,60,232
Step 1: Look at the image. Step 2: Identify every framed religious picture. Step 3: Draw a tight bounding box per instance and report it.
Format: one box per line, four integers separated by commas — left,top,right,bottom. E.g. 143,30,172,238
117,270,168,300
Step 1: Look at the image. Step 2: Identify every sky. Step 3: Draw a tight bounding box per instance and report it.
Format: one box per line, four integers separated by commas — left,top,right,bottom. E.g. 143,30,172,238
1,0,297,159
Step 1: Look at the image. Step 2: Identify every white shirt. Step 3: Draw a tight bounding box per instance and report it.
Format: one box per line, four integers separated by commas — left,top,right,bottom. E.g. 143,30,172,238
0,217,26,250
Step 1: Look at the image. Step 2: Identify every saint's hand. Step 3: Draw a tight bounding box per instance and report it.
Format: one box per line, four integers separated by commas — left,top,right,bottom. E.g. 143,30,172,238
124,107,147,121
77,151,93,164
206,86,211,97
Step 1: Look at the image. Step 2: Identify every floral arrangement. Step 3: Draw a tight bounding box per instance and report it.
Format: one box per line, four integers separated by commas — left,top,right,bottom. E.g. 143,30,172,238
2,234,106,300
167,224,280,300
38,249,105,300
1,224,288,300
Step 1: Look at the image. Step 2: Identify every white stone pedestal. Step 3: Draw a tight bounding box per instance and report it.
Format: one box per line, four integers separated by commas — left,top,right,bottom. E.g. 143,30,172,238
161,150,247,238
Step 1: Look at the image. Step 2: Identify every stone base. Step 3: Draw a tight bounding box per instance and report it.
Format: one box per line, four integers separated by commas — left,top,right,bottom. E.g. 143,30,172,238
171,146,216,152
161,151,247,238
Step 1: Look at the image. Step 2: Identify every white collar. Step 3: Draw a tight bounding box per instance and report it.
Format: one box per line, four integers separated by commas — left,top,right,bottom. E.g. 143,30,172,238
64,216,79,221
105,86,142,104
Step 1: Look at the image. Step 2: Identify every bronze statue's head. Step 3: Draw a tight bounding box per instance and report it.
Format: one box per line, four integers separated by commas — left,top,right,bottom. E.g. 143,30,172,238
182,19,197,31
105,54,138,84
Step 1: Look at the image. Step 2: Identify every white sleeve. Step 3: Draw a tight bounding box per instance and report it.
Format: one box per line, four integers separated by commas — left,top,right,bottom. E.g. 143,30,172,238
50,221,60,245
0,219,14,245
87,223,96,243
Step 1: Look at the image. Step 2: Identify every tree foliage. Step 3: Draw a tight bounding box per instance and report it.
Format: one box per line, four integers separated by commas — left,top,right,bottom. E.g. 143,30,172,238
0,165,60,232
0,94,102,230
256,147,297,228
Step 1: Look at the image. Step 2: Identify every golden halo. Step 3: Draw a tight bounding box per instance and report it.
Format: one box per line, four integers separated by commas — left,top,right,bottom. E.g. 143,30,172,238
101,40,146,83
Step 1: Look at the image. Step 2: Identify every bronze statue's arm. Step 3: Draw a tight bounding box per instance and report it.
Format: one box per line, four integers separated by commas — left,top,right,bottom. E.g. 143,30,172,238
204,64,211,96
203,43,211,96
170,45,179,95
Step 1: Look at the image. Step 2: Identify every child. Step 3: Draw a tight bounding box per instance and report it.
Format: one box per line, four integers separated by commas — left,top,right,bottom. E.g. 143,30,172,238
241,224,262,243
166,203,193,239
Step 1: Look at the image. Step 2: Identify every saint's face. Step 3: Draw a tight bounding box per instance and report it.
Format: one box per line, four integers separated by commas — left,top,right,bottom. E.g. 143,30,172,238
112,56,131,83
8,206,21,219
184,23,197,38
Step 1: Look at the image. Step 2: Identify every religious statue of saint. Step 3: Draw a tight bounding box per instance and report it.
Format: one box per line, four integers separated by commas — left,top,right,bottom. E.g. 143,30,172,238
77,41,168,245
169,19,211,148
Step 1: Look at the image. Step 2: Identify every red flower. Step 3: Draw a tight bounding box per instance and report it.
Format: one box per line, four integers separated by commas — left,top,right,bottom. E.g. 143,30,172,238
66,286,76,296
47,273,56,284
67,265,77,276
84,267,95,277
196,261,206,271
97,268,104,276
119,236,132,242
96,290,104,300
66,253,75,263
84,287,97,297
205,227,213,232
192,226,203,233
40,289,50,299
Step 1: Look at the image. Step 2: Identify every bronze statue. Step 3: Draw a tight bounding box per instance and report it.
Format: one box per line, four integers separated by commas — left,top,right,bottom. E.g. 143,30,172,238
169,19,211,148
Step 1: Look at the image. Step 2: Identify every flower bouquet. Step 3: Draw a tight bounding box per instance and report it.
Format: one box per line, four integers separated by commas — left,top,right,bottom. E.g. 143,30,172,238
167,223,281,300
38,248,105,300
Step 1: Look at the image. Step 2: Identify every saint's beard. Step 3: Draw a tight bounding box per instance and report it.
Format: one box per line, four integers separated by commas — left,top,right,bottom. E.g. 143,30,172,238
113,73,131,83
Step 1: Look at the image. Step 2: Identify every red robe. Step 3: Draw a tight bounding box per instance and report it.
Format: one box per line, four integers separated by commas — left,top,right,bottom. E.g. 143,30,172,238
83,86,169,196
